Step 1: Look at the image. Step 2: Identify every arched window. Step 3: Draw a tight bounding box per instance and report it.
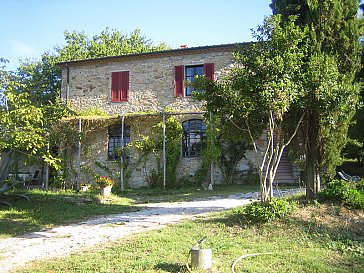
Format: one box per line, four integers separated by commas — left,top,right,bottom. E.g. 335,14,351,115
182,119,206,157
108,124,130,160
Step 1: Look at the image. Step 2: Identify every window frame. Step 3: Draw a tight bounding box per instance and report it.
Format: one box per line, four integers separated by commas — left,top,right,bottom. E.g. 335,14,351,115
107,124,130,160
182,119,207,157
174,63,214,97
185,65,204,96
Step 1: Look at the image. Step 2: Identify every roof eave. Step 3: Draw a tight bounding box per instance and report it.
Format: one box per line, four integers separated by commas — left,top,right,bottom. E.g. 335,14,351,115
57,42,251,68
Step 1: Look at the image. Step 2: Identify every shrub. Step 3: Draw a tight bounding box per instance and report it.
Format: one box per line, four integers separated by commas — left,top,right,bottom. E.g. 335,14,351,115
235,198,296,223
146,169,163,188
319,179,364,210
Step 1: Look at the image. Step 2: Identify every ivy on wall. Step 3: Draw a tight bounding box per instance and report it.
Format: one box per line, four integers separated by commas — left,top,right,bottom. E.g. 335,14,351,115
131,115,183,188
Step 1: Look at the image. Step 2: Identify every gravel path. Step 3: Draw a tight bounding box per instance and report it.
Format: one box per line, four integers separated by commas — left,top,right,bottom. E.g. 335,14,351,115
0,189,302,272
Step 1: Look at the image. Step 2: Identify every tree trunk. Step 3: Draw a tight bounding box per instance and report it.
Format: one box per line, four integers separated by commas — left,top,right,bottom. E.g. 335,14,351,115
306,153,320,199
305,114,321,199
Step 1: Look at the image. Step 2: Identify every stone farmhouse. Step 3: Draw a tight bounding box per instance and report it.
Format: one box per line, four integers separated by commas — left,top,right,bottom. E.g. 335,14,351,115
58,43,299,188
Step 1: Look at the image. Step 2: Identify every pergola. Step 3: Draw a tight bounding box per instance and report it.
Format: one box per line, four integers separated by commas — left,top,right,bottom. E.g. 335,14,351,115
64,110,214,192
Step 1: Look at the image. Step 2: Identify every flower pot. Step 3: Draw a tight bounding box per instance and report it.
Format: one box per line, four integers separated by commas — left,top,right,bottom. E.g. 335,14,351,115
81,185,89,192
100,186,112,197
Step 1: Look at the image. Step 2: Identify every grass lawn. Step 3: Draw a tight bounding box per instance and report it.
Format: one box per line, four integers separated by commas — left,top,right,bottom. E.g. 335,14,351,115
0,184,261,238
15,201,363,273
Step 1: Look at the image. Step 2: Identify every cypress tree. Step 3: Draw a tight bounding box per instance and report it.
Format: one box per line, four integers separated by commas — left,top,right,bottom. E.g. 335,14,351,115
270,0,362,198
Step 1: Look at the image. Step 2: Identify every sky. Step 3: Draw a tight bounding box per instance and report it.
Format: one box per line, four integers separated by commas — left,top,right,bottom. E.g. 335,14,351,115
0,0,272,71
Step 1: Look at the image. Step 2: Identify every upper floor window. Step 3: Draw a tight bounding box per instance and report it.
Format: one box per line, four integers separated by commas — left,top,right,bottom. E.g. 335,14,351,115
111,71,129,102
108,124,130,160
175,63,214,97
185,65,204,96
182,119,206,157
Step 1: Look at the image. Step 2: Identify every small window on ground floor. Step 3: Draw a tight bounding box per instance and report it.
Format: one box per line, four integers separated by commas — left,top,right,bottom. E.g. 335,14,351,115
182,119,206,157
108,124,130,160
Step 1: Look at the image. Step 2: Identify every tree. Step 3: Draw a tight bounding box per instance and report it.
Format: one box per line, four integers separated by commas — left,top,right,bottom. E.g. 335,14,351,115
270,0,362,198
0,28,169,193
0,60,64,198
194,15,307,202
16,28,169,106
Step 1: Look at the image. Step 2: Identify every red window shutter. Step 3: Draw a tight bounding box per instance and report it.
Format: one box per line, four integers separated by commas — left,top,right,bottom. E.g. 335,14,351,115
174,65,184,97
111,71,129,102
111,72,122,102
121,71,129,101
204,63,214,80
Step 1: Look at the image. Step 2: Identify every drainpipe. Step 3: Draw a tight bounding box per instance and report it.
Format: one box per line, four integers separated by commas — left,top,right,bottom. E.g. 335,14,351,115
120,115,125,192
209,112,214,186
77,118,82,192
162,112,166,189
66,64,70,105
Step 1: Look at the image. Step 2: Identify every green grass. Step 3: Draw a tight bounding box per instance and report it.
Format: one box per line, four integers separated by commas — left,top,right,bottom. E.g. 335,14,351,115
0,189,137,238
121,184,261,203
0,184,260,238
16,201,363,273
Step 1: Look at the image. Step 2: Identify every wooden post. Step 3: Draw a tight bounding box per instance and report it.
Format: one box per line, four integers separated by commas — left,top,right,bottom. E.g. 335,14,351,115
162,112,166,189
120,115,125,192
209,112,214,186
77,118,81,192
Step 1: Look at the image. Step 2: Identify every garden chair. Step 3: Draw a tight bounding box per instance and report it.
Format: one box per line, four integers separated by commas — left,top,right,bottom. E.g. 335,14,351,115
337,171,361,182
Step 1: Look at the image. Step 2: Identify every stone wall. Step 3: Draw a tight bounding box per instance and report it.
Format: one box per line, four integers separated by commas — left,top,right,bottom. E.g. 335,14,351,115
61,50,234,115
60,47,298,187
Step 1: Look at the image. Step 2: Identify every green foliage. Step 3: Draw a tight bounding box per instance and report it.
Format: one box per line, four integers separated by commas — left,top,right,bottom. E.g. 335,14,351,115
145,169,163,188
346,89,364,165
76,107,108,117
219,140,252,184
319,179,364,209
57,28,169,61
194,15,308,201
130,116,183,188
271,0,362,198
194,115,221,186
305,54,360,177
0,79,65,173
0,28,169,192
16,53,61,105
234,198,297,223
94,175,115,188
344,138,364,166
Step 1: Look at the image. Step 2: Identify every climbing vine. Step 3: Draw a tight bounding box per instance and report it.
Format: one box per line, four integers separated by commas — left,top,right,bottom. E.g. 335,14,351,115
131,115,183,188
195,115,221,186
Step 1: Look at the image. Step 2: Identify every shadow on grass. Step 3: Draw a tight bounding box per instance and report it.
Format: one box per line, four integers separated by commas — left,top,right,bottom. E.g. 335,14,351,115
201,200,364,268
154,262,186,272
0,190,139,238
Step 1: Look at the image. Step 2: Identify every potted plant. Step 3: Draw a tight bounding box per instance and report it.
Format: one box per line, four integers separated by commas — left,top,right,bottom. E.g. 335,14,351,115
80,184,90,192
94,175,114,197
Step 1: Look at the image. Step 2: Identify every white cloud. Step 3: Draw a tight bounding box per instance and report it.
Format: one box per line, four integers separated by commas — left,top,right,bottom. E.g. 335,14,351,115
11,41,38,58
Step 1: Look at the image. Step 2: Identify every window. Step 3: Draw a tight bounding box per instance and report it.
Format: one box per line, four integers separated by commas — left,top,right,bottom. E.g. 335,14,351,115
111,71,129,102
185,65,204,96
182,119,206,157
108,124,130,160
174,63,214,97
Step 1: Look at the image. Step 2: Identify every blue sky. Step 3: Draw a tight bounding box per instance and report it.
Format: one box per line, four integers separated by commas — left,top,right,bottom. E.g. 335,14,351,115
0,0,272,71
